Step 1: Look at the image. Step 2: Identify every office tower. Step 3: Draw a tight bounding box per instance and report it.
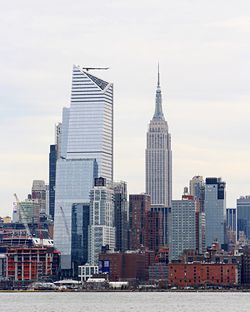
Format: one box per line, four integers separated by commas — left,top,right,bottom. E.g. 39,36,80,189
170,197,196,261
31,180,46,213
189,175,205,212
189,177,206,254
145,66,172,207
226,208,237,232
129,194,151,250
71,203,90,277
237,196,250,240
113,181,129,252
66,65,113,181
49,144,57,219
54,66,113,275
226,207,237,250
54,159,97,275
55,123,62,159
204,177,226,247
88,177,115,265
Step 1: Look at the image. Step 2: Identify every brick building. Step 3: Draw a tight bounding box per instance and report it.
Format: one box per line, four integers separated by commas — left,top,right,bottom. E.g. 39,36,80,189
129,194,151,250
145,209,163,252
99,250,155,282
168,263,238,288
241,247,250,286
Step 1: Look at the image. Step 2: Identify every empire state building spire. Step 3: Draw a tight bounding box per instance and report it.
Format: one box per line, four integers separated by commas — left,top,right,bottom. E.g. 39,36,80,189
153,64,165,120
146,65,172,208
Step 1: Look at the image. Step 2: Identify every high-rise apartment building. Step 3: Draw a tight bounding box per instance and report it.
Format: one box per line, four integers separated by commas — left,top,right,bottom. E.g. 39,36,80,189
204,177,226,248
237,196,250,240
31,180,46,214
145,66,172,208
88,178,115,265
170,197,196,261
129,194,151,250
113,181,129,252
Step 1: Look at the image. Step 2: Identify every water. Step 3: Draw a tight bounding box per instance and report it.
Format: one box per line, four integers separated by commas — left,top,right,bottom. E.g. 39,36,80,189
0,292,249,312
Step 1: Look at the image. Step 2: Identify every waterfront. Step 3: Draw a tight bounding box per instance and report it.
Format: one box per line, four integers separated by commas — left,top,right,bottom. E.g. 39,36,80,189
0,292,250,312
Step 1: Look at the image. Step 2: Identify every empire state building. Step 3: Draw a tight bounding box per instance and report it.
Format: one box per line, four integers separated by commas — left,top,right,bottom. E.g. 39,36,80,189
145,66,172,208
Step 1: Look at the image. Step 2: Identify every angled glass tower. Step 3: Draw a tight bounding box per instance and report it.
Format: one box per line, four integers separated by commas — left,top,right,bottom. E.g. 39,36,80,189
145,66,172,207
54,65,113,275
66,65,113,181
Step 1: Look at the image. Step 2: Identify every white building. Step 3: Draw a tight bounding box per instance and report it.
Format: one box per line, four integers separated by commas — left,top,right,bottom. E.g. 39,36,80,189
145,66,172,207
88,178,115,265
170,199,196,261
78,264,99,283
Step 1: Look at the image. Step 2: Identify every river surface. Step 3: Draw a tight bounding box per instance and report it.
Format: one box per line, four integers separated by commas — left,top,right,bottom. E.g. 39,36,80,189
0,292,249,312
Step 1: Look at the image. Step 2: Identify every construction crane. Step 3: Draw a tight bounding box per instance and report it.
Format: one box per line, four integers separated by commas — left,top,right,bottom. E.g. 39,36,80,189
13,193,32,238
60,206,70,238
82,67,109,71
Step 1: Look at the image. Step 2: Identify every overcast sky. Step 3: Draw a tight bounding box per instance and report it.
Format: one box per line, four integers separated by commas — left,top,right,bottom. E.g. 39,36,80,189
0,0,250,216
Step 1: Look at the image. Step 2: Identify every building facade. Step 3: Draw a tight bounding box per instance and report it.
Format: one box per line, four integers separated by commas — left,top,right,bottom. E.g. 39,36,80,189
170,198,196,261
54,66,113,275
31,180,47,214
71,203,90,277
66,65,113,181
129,194,151,250
49,144,57,219
169,263,238,288
237,196,250,240
54,159,97,274
113,181,129,252
145,67,172,208
88,178,115,265
204,177,226,248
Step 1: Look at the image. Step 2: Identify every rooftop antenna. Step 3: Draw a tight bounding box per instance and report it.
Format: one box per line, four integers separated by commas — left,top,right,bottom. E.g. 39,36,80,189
82,67,109,72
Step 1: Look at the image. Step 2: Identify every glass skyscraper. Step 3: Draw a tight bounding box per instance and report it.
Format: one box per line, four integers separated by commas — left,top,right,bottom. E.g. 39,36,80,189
204,177,226,247
66,65,113,181
145,66,172,207
54,65,113,275
54,159,97,273
237,196,250,240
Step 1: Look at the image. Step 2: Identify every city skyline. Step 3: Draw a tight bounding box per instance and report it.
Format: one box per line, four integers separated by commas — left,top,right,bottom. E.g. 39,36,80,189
1,1,250,216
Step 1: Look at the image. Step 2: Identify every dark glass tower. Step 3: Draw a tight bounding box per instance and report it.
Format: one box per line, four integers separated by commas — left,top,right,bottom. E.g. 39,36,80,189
49,144,57,219
71,203,90,277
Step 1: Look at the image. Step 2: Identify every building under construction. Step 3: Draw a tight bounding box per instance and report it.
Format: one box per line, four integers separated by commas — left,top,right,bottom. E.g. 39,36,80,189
0,227,60,288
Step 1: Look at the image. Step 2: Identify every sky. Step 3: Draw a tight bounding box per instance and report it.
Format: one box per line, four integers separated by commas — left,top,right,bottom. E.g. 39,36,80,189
0,0,250,216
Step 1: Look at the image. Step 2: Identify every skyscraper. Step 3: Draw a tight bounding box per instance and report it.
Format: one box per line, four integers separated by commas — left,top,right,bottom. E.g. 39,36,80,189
113,181,129,252
204,177,226,247
88,177,115,265
145,66,172,208
54,66,113,275
49,144,57,219
66,65,113,181
170,197,196,261
31,180,46,214
129,194,151,250
237,196,250,240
